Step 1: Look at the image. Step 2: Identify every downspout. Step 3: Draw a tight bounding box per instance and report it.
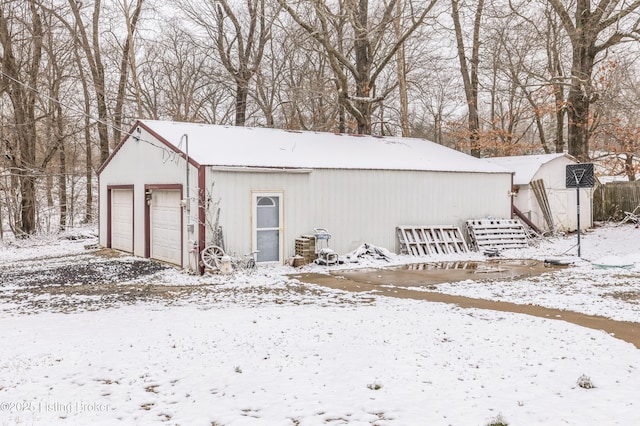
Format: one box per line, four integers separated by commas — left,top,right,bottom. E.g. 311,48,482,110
198,167,206,275
510,172,514,218
182,134,189,208
181,134,194,271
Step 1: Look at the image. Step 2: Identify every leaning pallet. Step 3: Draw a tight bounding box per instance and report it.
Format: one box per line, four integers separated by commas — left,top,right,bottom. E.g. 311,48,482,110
466,218,528,251
396,226,469,256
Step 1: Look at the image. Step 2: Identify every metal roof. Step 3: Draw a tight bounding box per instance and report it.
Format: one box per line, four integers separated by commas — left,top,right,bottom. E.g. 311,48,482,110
133,120,511,174
484,153,574,185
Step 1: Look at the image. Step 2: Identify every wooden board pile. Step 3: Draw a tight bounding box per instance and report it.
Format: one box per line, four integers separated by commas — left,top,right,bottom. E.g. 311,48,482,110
530,179,555,233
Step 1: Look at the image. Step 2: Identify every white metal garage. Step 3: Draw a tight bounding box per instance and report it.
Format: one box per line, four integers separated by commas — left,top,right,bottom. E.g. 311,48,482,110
98,120,513,273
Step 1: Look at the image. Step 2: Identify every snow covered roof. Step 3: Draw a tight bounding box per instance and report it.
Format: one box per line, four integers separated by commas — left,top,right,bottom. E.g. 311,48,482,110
484,153,574,185
134,120,510,174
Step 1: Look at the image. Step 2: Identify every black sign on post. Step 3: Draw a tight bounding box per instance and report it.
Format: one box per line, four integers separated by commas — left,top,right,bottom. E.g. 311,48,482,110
566,163,595,257
566,163,595,188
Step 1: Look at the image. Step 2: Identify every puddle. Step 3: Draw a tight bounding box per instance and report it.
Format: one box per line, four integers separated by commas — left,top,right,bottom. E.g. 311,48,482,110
331,259,560,287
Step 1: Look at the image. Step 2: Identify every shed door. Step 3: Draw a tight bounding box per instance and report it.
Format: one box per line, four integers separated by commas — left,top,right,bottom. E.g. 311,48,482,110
150,190,182,266
253,193,283,263
550,189,571,232
111,189,133,253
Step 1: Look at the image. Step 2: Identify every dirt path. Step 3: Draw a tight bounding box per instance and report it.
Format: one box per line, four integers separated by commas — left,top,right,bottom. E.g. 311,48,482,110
297,272,640,349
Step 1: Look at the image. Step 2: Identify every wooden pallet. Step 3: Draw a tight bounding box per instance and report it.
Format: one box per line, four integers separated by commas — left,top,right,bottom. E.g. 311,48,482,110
466,219,528,250
396,226,469,256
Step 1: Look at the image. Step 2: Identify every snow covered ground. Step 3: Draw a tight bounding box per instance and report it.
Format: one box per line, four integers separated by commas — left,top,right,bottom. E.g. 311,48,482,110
1,223,639,425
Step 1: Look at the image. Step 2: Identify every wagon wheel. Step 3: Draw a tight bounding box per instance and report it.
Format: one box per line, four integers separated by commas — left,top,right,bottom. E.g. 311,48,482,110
201,245,226,270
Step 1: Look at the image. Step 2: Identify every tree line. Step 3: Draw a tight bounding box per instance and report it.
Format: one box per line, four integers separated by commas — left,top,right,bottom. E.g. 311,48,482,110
1,0,639,236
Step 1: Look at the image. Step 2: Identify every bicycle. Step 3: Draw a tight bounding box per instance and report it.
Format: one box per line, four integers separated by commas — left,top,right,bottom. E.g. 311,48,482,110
231,250,259,272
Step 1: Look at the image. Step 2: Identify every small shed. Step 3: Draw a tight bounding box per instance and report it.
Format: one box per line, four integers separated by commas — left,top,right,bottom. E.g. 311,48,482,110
98,120,513,271
485,153,593,233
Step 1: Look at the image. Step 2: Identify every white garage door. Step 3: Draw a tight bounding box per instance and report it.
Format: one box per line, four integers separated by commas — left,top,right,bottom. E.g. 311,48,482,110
111,189,133,253
150,190,182,266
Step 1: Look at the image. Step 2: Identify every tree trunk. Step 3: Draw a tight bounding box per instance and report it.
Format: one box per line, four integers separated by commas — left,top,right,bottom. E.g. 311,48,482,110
66,0,110,165
71,25,94,224
234,83,248,126
625,155,636,181
113,0,144,145
545,0,640,161
451,0,484,157
84,120,93,224
394,0,410,137
0,1,43,235
19,174,37,235
566,45,594,161
555,91,565,153
58,147,67,231
354,0,372,135
280,0,436,136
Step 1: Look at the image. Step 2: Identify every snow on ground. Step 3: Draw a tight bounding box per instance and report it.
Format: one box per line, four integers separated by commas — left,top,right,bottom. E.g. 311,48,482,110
1,223,640,425
408,223,640,323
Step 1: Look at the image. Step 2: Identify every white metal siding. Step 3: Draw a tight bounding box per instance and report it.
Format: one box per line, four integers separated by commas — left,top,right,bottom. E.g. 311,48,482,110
110,189,133,253
208,168,511,258
99,127,199,268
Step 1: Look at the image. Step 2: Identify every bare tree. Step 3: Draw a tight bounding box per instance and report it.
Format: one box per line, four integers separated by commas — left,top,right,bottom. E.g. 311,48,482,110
393,0,409,136
543,5,569,154
483,15,551,155
451,0,484,156
591,55,640,180
280,0,437,135
112,0,145,145
183,0,274,126
413,63,461,145
0,0,44,235
41,13,74,231
545,0,640,161
65,0,111,165
268,21,339,131
135,21,234,123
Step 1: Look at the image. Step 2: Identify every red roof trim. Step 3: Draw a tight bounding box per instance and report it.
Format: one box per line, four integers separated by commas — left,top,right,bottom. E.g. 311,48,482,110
97,120,202,175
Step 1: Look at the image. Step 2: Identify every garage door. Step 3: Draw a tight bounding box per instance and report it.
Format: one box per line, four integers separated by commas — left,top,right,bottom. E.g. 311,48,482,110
111,189,133,253
150,189,182,266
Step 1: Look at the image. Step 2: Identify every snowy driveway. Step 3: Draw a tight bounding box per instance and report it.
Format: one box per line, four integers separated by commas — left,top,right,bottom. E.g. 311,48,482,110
1,224,640,425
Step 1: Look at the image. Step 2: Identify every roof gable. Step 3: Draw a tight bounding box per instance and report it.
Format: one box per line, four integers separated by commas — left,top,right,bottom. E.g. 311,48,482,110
484,153,575,185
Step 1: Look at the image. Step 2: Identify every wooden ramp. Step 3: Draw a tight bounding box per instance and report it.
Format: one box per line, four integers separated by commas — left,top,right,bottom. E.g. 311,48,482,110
396,226,469,256
466,219,528,250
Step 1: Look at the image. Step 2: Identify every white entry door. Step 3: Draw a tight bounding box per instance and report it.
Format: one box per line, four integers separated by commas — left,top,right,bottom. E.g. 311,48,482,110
150,189,182,266
253,192,283,263
110,188,133,253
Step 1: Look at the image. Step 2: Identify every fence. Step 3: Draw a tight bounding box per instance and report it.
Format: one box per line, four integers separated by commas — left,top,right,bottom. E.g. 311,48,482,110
593,181,640,221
